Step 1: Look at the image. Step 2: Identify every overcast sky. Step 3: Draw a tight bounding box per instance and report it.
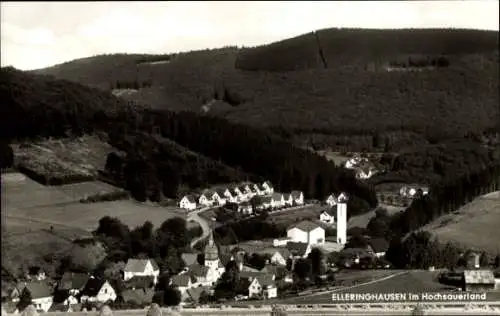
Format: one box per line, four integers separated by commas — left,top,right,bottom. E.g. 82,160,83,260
1,1,499,70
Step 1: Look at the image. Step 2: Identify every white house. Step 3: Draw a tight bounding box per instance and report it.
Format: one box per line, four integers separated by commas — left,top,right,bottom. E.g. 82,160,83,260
241,183,254,196
179,195,197,211
291,191,304,205
282,193,293,207
123,259,160,284
269,250,290,266
287,221,325,245
230,186,244,200
336,193,348,245
58,272,90,296
199,190,216,207
248,274,277,299
214,189,227,206
319,208,335,225
345,156,364,169
170,274,196,299
262,181,274,195
271,193,285,208
259,196,273,209
251,183,262,195
79,278,117,303
13,281,53,313
325,194,338,207
222,188,237,203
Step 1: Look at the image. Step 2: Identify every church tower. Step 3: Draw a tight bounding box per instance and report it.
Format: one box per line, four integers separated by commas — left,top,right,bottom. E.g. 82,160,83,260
336,193,348,245
204,232,220,270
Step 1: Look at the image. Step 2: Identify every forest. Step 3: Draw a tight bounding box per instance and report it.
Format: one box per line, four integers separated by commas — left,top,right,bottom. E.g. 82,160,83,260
32,28,499,151
1,67,377,205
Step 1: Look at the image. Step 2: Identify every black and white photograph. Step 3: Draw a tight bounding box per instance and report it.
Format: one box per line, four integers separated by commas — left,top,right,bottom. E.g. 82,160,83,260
1,1,499,315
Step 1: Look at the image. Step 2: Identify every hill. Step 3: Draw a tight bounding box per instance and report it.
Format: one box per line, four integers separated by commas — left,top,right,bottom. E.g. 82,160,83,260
420,191,500,254
32,28,499,151
1,67,377,205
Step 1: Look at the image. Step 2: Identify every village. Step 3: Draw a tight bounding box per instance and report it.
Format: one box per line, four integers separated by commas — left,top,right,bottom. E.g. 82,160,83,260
3,171,499,315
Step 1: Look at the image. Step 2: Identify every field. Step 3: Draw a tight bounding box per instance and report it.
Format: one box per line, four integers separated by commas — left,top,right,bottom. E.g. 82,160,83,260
11,135,117,179
268,205,325,226
2,172,188,274
420,191,500,254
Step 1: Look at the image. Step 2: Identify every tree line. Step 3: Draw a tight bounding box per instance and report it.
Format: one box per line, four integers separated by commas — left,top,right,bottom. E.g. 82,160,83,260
1,67,377,206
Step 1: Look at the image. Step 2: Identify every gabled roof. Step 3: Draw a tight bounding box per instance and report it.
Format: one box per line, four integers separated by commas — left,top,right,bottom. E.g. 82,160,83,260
183,195,197,203
215,188,226,197
58,272,90,291
464,270,495,284
240,265,260,273
80,278,109,297
260,264,287,278
291,191,303,199
188,264,210,278
288,220,321,232
286,242,309,257
171,274,195,287
239,271,263,280
19,281,52,299
124,258,159,273
368,238,389,253
181,253,198,266
322,208,336,217
263,181,273,188
254,274,275,287
283,193,291,200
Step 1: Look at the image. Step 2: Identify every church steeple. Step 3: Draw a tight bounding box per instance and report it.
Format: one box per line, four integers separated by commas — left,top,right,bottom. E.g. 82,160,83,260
204,231,219,263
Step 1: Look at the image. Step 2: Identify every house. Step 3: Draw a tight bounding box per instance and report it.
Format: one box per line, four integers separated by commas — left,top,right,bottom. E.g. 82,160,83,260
248,274,277,299
260,264,288,280
325,194,338,207
123,259,160,284
251,183,262,195
48,302,81,313
462,270,496,292
291,191,304,205
79,278,117,303
231,186,244,198
368,238,389,258
222,188,237,203
185,232,225,286
241,183,254,196
57,272,90,296
238,202,253,215
465,252,481,269
199,190,216,207
268,250,290,266
319,208,335,225
259,196,273,209
27,266,46,281
286,242,312,259
283,193,293,207
12,281,53,312
214,189,227,206
170,274,196,299
271,193,285,208
179,195,197,211
262,181,274,194
287,220,325,245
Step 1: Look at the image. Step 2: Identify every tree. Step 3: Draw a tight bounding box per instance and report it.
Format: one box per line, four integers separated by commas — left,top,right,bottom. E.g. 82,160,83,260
308,248,324,277
17,287,32,312
162,286,181,306
494,255,500,268
480,252,490,267
293,258,312,280
67,244,107,273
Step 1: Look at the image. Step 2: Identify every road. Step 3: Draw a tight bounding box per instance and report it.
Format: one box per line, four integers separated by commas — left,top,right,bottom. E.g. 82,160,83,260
188,207,213,249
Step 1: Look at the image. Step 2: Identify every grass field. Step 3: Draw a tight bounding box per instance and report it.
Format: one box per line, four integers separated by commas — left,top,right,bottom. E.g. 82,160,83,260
268,205,325,226
2,172,187,275
420,191,500,254
11,135,117,179
348,204,405,229
56,181,126,200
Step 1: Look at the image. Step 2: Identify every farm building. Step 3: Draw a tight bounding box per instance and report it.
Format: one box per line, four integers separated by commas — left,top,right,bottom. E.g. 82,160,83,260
179,195,197,210
462,270,496,292
287,220,325,245
248,274,277,299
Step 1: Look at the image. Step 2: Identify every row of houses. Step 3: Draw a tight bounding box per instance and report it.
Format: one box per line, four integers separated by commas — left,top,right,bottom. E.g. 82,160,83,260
3,258,161,313
179,181,275,210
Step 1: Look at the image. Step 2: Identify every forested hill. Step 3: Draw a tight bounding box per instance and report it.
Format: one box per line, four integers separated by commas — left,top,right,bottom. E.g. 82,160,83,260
0,67,377,206
31,28,499,151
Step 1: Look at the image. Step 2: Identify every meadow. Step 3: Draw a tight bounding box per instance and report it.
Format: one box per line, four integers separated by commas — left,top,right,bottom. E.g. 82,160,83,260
420,191,500,254
1,172,188,274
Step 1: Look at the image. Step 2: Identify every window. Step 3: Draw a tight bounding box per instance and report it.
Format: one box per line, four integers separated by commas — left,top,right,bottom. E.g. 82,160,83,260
104,288,107,294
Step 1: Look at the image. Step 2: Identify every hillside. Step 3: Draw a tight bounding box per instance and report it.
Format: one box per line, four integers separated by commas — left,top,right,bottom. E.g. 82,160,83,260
1,67,377,205
32,28,499,151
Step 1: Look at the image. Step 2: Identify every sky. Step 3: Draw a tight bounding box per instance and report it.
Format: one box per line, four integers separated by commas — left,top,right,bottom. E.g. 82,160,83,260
1,1,499,71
